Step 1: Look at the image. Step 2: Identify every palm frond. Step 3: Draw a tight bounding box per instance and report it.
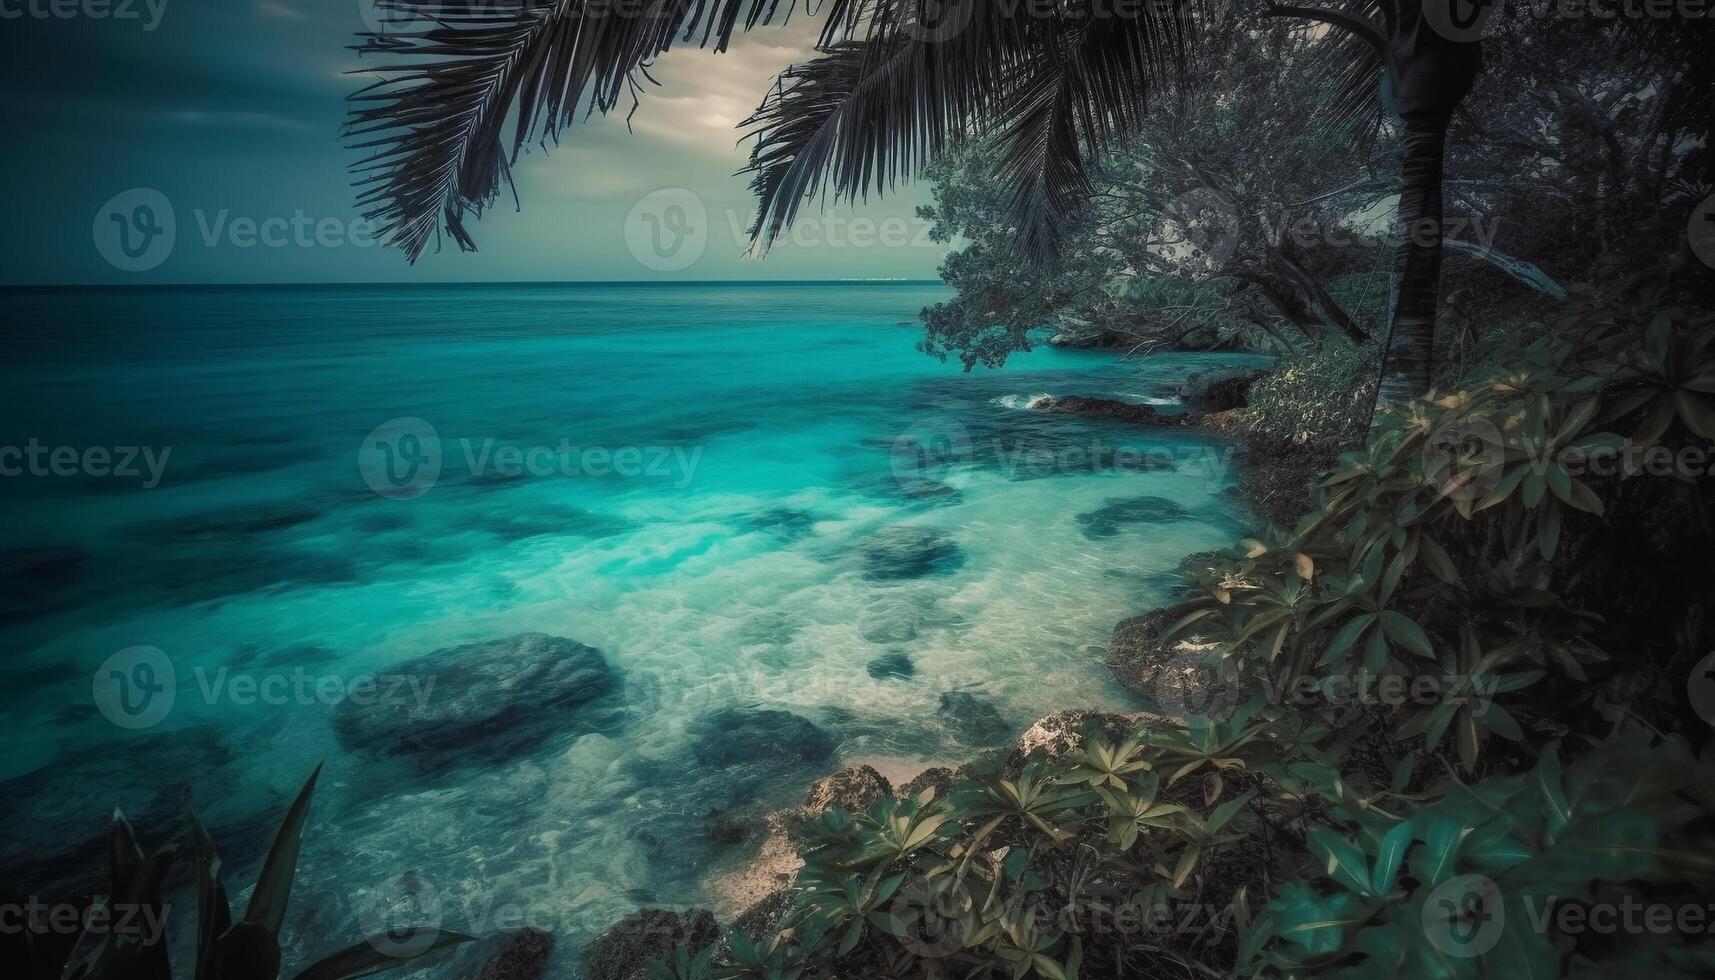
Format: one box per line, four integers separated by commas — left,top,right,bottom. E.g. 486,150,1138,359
344,0,786,261
744,2,1195,264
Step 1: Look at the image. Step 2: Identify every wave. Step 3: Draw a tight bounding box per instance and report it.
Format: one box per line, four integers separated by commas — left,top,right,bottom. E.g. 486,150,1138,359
991,393,1054,410
991,392,1180,410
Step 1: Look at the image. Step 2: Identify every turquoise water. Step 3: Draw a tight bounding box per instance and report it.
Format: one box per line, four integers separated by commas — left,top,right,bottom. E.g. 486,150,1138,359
1,283,1259,973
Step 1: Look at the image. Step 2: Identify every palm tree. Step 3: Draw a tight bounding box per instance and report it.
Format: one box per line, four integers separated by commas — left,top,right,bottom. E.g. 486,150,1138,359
342,0,1484,409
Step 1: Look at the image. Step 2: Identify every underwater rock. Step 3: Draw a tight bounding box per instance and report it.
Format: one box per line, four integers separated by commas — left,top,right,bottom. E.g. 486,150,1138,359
0,725,244,894
689,708,835,769
1075,496,1191,540
865,651,916,680
857,525,963,580
330,632,618,768
584,908,718,980
937,692,1011,745
803,766,892,813
475,928,555,980
1037,395,1183,425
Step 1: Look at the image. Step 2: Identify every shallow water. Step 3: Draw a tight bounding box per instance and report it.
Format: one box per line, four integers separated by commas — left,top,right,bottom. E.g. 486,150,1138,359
0,283,1263,975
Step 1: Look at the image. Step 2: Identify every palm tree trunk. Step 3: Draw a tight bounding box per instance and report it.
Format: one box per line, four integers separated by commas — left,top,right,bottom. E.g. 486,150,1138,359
1376,109,1452,408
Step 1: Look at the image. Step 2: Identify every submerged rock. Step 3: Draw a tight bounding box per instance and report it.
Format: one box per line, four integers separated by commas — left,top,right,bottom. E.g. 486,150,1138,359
0,725,248,894
584,908,717,980
937,692,1012,745
1075,496,1191,540
1037,395,1184,425
865,651,916,680
330,632,618,768
856,525,964,580
689,708,835,769
803,766,892,813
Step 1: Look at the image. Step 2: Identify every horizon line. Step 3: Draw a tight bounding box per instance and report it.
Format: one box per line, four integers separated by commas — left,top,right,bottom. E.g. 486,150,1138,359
1,278,945,289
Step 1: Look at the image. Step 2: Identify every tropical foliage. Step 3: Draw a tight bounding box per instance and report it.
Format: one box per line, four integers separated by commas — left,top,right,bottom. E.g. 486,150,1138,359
19,767,468,980
653,275,1715,979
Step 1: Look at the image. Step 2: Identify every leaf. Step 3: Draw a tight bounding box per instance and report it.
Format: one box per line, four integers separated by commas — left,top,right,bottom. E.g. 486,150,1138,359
1306,827,1372,897
1370,819,1413,896
1411,817,1464,887
1379,611,1435,658
1322,613,1377,663
246,764,322,933
1171,845,1202,889
1534,742,1571,840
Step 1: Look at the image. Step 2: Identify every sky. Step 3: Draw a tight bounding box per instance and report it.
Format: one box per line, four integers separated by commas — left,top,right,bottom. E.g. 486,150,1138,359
0,1,946,283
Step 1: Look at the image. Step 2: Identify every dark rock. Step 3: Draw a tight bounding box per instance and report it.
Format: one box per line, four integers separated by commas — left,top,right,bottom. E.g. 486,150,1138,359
0,726,246,895
857,526,964,580
1037,395,1184,425
803,766,892,813
689,708,835,769
1046,327,1130,349
1008,711,1140,773
584,908,717,980
937,692,1012,745
330,633,617,768
477,928,555,980
866,651,916,680
727,889,794,948
1107,609,1229,718
1075,496,1191,540
1180,366,1271,413
898,767,956,801
703,806,757,845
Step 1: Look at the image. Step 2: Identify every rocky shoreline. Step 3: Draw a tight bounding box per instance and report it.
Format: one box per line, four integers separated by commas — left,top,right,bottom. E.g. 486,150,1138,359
567,369,1305,980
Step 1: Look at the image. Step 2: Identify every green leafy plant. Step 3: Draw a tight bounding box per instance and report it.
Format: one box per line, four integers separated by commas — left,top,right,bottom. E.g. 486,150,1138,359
46,765,470,980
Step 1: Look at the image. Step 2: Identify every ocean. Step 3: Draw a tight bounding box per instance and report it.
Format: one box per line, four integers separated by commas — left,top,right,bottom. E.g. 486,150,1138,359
0,282,1263,973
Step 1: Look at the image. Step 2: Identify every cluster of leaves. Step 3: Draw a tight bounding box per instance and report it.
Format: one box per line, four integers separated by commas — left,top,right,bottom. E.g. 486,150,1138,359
1243,734,1715,978
20,766,467,980
653,285,1715,980
1241,334,1381,457
654,704,1326,980
1165,288,1715,774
